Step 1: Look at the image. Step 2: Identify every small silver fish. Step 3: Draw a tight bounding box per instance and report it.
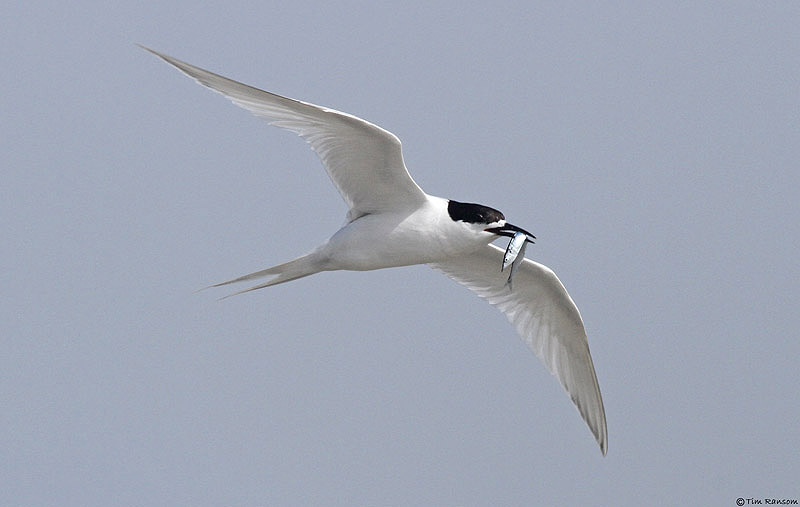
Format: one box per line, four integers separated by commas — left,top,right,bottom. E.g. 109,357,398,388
502,231,527,271
502,231,528,289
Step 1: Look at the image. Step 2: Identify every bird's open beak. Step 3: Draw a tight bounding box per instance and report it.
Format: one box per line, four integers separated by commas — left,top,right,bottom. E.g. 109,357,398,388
485,223,536,242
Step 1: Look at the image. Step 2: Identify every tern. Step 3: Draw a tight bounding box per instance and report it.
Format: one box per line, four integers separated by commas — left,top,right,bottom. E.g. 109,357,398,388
141,46,608,455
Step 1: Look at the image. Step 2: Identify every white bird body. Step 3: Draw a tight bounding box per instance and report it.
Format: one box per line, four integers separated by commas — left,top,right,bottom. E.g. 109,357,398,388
324,197,494,270
141,46,608,455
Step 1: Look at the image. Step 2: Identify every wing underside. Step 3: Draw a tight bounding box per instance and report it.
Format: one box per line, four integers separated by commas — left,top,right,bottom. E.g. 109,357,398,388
141,45,427,219
431,244,607,454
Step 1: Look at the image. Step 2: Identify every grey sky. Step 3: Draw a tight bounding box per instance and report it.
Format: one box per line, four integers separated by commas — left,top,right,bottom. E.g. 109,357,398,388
3,1,799,505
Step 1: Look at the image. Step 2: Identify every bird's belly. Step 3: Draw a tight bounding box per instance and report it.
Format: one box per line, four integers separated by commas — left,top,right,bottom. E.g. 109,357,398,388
322,213,485,271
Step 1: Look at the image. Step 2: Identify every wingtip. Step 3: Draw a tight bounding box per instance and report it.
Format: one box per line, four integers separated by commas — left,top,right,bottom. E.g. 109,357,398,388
597,427,608,456
136,44,178,65
135,43,157,54
137,44,175,66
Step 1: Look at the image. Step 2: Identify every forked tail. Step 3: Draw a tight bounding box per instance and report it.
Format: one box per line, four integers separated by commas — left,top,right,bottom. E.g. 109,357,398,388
206,252,325,299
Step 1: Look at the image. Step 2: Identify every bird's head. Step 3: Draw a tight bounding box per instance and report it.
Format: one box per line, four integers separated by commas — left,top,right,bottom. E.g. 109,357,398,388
447,200,535,243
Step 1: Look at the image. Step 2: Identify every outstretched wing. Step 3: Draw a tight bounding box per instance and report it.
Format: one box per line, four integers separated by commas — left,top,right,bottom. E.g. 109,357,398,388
430,244,607,455
141,46,427,220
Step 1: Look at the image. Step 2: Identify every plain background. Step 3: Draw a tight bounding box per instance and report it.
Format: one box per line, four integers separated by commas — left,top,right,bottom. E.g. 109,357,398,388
3,1,799,505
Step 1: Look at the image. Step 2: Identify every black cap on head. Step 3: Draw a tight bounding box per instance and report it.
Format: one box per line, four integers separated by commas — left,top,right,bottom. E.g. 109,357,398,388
447,200,505,224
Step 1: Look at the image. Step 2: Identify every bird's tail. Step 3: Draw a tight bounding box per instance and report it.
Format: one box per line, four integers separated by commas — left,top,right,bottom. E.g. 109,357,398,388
205,252,326,299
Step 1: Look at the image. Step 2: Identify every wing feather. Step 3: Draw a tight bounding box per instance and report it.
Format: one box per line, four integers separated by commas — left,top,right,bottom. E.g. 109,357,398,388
140,46,427,219
431,244,607,455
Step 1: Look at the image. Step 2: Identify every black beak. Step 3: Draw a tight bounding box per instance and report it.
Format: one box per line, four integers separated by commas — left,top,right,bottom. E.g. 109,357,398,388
485,223,536,243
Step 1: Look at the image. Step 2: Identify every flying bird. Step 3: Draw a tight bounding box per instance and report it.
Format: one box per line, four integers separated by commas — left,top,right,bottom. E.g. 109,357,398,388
141,46,607,455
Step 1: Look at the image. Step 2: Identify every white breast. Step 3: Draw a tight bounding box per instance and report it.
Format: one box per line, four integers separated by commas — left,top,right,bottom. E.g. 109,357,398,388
320,196,493,271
